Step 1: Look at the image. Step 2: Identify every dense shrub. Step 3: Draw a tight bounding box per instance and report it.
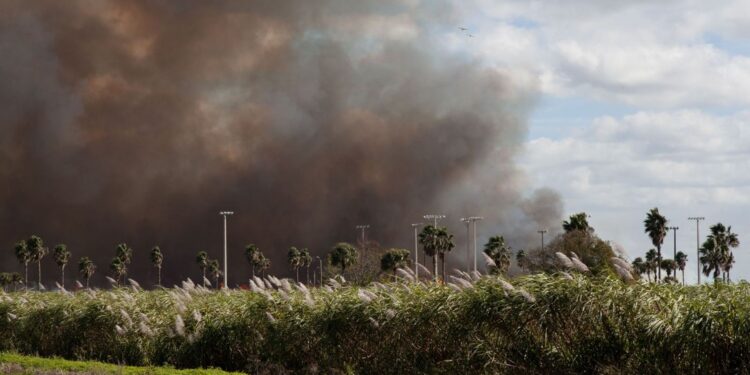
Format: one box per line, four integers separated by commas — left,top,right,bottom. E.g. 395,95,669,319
1,275,750,373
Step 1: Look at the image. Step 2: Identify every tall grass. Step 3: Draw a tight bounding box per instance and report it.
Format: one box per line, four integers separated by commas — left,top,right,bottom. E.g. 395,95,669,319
1,274,749,374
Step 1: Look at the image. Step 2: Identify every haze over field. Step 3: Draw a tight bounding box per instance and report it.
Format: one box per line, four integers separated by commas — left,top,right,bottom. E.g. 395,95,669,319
0,1,562,285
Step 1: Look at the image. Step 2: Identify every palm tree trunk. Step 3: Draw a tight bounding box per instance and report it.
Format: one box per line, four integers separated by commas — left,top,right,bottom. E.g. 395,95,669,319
251,267,255,279
682,269,685,285
86,277,89,289
24,264,28,290
306,266,310,285
440,253,446,282
158,266,162,286
656,246,661,281
202,269,206,287
61,265,65,289
296,268,299,283
432,256,437,282
38,260,42,290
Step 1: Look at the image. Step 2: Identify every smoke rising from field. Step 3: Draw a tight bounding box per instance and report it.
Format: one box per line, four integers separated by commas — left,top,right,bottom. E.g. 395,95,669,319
0,0,562,286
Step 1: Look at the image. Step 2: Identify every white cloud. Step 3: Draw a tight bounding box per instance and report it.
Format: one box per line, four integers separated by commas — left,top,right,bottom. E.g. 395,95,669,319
459,0,750,108
521,110,750,281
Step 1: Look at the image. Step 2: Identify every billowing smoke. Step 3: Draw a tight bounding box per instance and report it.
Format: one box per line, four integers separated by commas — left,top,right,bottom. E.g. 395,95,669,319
0,0,562,286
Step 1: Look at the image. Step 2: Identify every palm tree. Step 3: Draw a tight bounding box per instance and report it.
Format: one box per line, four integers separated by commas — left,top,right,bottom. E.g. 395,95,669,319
700,238,723,281
208,259,221,289
380,248,411,276
150,246,164,287
418,225,439,281
244,244,261,278
300,248,312,284
329,242,357,274
110,257,126,285
563,212,592,233
675,251,687,285
661,259,677,283
632,257,646,280
258,255,271,277
436,227,455,281
115,243,133,281
78,257,96,289
27,235,47,290
196,251,209,287
484,236,512,275
701,224,740,282
14,241,30,289
711,223,739,281
288,247,302,282
516,250,527,272
644,208,668,281
645,249,658,282
53,244,71,289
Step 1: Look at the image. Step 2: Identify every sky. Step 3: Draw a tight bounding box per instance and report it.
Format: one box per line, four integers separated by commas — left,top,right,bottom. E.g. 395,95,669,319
453,0,750,283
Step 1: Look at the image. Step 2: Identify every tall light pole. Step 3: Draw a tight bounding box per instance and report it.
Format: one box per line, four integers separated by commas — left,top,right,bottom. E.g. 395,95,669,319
356,225,370,245
461,218,470,272
668,226,679,259
461,217,484,272
688,217,705,284
423,214,446,227
219,211,234,289
538,229,547,250
316,256,323,287
411,223,422,280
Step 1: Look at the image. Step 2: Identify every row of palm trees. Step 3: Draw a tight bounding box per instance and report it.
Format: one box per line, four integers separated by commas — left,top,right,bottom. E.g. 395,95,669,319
10,235,168,290
632,250,687,284
195,251,222,288
638,207,739,283
13,235,74,289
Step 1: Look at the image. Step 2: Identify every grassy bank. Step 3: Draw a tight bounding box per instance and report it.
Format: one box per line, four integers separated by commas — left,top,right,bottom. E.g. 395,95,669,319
1,274,749,373
0,352,242,374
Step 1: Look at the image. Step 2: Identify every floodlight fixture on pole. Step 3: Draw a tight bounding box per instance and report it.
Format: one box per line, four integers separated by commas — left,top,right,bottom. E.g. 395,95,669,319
411,223,423,280
688,217,705,284
219,211,234,289
538,229,548,250
356,225,370,245
461,216,484,273
423,214,446,227
668,226,679,259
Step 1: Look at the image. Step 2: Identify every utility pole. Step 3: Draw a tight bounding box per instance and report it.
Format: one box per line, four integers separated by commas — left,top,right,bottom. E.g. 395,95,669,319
461,218,470,272
538,229,547,250
411,223,422,281
461,217,484,272
219,211,234,289
316,256,323,287
668,226,679,259
356,224,370,246
688,217,705,284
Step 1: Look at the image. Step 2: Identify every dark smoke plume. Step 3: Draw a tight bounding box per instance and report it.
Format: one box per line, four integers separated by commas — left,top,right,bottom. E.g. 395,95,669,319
0,0,562,286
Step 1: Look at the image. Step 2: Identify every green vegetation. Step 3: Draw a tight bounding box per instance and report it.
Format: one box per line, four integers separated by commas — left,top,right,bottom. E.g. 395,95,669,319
2,274,750,373
150,247,163,287
0,352,242,374
483,236,512,275
379,248,410,275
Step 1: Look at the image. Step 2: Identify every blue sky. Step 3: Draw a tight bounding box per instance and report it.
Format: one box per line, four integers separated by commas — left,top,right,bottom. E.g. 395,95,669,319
450,0,750,283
